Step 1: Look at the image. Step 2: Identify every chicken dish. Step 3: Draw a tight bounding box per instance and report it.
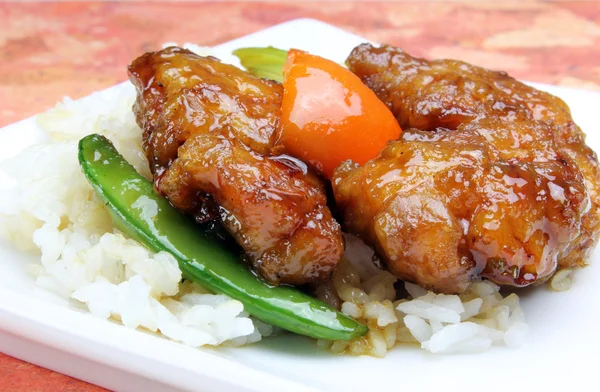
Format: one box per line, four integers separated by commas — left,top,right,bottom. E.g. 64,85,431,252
7,31,598,357
128,44,600,295
129,47,343,286
336,44,600,292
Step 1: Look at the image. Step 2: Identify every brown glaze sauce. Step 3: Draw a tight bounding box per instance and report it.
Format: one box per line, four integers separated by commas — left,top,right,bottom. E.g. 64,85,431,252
334,44,600,293
128,47,344,286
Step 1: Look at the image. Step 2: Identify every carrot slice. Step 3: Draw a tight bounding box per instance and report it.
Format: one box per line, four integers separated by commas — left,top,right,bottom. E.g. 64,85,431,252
279,49,402,178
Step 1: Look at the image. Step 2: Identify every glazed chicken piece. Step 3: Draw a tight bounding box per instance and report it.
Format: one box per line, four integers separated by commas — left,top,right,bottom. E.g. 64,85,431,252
128,47,343,286
333,43,600,293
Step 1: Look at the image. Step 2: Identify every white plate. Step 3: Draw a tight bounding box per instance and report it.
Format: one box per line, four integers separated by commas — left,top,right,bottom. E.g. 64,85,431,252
0,18,598,392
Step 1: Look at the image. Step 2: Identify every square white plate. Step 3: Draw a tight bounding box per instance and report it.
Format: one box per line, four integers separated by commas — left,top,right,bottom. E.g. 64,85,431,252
0,18,598,392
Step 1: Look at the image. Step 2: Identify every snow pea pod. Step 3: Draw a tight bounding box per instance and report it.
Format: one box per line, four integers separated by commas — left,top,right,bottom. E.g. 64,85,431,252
233,46,287,82
78,134,367,341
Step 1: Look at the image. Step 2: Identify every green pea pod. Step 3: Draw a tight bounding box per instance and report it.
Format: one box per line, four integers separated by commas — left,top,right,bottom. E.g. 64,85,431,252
233,47,287,82
78,134,368,341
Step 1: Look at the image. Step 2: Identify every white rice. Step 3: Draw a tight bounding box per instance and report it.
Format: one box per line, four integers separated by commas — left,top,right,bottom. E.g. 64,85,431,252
0,44,528,356
317,235,528,356
0,52,270,347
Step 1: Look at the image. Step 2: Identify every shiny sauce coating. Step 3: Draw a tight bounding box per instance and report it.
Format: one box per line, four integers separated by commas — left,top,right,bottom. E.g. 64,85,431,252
334,44,600,293
129,47,344,286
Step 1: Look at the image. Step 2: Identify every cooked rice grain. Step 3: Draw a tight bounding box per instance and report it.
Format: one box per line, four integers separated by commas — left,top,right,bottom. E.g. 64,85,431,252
320,234,528,356
0,78,268,348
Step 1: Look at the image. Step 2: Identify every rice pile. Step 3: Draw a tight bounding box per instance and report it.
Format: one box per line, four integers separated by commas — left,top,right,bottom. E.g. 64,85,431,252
0,44,529,356
0,46,272,347
316,235,528,356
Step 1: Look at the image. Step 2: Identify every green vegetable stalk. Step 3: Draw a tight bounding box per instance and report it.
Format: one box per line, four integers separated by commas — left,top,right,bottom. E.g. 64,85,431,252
233,47,287,82
78,134,367,341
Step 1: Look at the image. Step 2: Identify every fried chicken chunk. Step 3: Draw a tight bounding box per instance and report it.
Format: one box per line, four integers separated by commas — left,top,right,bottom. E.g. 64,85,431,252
128,47,343,286
333,43,600,293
